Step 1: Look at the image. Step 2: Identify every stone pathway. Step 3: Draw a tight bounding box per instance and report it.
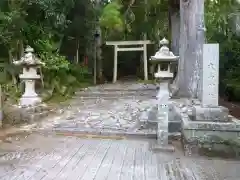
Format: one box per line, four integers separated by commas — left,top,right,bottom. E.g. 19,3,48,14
35,82,158,137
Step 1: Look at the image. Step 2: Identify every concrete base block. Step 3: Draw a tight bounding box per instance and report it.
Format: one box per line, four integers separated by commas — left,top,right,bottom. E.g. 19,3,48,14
172,98,240,156
169,121,181,133
181,114,240,154
149,141,175,152
182,115,240,132
192,105,229,122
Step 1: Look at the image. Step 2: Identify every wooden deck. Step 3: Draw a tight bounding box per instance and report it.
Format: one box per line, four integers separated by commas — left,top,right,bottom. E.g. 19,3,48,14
0,135,159,180
0,134,239,180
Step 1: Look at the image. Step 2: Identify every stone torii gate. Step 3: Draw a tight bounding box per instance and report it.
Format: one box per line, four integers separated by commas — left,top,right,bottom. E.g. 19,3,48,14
106,40,152,83
105,0,205,96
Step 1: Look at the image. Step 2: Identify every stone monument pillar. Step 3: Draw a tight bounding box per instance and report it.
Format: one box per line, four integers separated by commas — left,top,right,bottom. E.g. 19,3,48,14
149,38,179,152
179,44,240,156
13,46,45,106
191,44,229,122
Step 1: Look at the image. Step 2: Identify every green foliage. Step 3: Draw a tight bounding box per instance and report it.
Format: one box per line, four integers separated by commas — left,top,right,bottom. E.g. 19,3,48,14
0,0,27,56
0,0,94,103
2,82,22,103
34,39,91,99
205,0,240,101
99,0,169,41
100,1,124,34
40,53,69,70
34,38,69,70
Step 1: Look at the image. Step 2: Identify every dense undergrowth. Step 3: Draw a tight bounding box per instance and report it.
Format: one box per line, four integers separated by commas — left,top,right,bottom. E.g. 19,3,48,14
220,35,240,101
205,0,240,101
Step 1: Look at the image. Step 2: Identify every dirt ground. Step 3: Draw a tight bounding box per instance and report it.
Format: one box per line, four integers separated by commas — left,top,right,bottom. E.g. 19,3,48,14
219,98,240,118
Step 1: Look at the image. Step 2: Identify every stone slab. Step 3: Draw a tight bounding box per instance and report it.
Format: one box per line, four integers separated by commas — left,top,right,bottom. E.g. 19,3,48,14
192,105,229,122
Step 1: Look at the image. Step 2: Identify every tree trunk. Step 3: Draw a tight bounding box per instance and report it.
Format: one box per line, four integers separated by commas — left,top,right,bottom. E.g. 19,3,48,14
19,39,24,58
96,26,103,83
170,10,180,55
168,0,180,94
76,39,79,64
176,0,205,98
8,50,17,86
93,42,97,85
96,0,103,83
170,1,180,76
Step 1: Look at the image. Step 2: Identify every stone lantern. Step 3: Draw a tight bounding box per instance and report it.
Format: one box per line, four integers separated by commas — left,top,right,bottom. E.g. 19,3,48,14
149,38,179,151
13,46,45,106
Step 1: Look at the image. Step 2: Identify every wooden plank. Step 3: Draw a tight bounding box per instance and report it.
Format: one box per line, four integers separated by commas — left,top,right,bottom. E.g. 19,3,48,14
85,141,119,180
133,145,145,180
66,140,110,180
36,139,84,180
65,139,104,180
78,140,112,180
118,143,136,180
145,148,159,180
116,47,144,52
53,140,94,179
27,138,83,180
105,141,128,180
106,40,152,46
2,137,75,180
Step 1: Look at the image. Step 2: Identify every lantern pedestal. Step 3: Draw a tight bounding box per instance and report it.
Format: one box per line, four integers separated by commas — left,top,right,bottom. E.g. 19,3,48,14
20,79,41,106
149,38,179,152
151,79,175,152
14,46,44,107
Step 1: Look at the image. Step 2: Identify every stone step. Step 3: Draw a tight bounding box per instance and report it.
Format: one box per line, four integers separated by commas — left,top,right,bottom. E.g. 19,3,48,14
83,88,157,92
85,84,157,92
72,95,156,100
75,91,156,97
49,127,157,139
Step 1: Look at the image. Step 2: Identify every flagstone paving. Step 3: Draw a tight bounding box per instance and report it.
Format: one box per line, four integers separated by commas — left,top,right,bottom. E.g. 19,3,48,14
34,83,159,137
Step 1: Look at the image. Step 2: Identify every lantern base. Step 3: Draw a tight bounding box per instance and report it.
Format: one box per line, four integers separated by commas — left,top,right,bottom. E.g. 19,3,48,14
19,96,42,107
149,141,175,152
